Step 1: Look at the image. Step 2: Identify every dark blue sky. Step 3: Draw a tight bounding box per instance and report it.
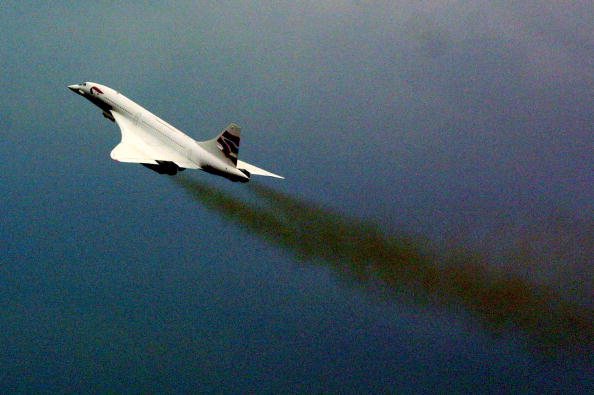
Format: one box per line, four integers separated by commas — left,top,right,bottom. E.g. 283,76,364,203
1,2,592,393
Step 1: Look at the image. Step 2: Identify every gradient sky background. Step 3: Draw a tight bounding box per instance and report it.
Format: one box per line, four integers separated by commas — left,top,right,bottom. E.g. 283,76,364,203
1,1,592,393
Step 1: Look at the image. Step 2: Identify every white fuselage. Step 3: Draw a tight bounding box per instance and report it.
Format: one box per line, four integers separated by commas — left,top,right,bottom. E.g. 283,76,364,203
70,82,249,181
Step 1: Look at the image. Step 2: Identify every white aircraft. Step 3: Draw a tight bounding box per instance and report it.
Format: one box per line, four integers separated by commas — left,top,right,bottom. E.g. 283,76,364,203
68,82,283,182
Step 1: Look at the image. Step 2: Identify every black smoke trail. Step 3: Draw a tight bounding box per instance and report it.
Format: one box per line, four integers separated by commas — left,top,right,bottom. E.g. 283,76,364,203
174,177,593,354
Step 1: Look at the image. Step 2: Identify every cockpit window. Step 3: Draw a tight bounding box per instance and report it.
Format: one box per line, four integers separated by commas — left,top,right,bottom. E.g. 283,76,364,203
80,82,86,86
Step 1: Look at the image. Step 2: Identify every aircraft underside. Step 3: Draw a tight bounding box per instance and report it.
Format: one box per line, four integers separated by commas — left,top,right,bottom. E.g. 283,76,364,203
201,165,250,183
140,160,251,182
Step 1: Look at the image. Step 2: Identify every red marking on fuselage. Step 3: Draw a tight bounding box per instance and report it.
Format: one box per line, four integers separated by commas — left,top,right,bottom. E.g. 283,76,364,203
90,86,104,95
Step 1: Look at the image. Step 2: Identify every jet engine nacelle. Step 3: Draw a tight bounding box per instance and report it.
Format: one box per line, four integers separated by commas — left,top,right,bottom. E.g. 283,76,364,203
141,161,184,176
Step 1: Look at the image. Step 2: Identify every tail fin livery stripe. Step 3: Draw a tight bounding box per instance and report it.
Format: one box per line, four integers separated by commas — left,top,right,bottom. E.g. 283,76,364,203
197,123,242,167
216,129,240,165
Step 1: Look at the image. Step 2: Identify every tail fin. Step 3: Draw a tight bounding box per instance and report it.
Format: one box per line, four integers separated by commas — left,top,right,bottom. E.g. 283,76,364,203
201,123,241,166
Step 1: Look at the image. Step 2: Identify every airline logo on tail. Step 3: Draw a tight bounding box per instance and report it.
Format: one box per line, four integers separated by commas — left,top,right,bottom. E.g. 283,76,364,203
217,130,240,165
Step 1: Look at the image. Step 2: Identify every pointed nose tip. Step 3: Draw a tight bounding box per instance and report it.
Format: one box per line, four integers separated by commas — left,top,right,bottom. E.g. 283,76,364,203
67,84,79,92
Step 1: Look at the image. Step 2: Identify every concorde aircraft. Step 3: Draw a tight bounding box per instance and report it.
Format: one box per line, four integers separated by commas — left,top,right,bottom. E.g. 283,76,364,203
68,82,283,182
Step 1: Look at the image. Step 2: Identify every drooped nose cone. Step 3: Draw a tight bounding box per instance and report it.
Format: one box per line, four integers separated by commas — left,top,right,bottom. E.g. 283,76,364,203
67,84,79,92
